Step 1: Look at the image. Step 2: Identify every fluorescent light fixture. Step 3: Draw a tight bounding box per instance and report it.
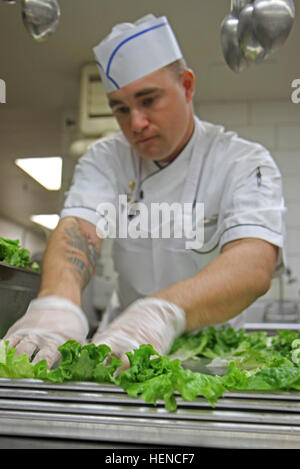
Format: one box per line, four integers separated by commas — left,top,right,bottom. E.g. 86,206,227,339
15,157,62,191
30,214,60,230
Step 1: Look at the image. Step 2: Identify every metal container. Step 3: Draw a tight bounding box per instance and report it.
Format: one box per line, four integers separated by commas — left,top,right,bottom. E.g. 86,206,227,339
0,262,40,336
263,300,299,324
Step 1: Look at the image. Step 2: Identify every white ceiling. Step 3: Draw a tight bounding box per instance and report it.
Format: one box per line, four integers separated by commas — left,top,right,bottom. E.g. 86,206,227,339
0,0,299,233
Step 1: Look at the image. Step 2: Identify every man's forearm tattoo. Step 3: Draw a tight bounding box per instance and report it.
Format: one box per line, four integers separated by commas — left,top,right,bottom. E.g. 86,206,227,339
63,219,100,288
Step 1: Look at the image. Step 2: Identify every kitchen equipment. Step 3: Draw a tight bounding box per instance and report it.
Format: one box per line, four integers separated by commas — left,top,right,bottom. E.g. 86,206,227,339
0,323,300,448
253,0,295,52
220,12,250,73
231,0,253,17
1,378,300,448
21,0,60,42
221,0,296,72
263,299,299,323
238,3,267,63
0,262,40,337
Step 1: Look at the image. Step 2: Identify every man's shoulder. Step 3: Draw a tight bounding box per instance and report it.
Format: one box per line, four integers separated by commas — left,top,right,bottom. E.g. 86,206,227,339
197,117,263,149
88,131,130,154
196,116,272,161
194,117,279,179
79,132,134,173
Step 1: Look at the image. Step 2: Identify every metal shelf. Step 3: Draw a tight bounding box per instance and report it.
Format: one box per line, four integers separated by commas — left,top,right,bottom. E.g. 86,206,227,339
0,378,300,448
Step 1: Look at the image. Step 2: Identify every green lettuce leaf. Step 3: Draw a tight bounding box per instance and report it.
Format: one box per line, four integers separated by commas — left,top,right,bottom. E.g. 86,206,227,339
116,344,225,410
0,341,37,379
0,237,40,271
2,326,300,412
169,326,300,370
169,326,247,361
222,362,300,392
46,340,121,383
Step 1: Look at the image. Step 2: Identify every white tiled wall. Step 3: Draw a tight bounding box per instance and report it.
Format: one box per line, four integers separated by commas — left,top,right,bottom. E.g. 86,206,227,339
196,99,300,302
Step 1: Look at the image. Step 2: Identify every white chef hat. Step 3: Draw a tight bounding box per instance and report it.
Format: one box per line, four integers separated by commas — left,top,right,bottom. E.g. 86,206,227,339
93,14,183,93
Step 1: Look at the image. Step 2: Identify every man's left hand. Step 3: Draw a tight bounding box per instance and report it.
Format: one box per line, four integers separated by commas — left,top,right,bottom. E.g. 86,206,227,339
91,298,186,367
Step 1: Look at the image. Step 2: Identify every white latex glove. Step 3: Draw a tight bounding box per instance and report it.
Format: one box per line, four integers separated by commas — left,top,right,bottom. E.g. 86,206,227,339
91,298,186,367
3,296,89,368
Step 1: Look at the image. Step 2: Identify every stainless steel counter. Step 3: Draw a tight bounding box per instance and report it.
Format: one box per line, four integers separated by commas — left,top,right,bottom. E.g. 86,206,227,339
0,378,300,448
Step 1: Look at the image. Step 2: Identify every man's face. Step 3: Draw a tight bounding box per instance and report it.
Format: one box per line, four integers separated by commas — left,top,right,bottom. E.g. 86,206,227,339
108,67,195,163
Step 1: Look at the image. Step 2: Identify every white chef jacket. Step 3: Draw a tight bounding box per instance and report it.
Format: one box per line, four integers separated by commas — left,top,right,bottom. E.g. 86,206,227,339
61,117,286,328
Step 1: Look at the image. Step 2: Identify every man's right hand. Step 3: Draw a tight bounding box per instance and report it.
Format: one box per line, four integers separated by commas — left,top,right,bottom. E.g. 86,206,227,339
3,296,89,368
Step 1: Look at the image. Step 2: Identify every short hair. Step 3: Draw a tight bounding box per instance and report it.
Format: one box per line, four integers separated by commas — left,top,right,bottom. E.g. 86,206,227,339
165,58,188,80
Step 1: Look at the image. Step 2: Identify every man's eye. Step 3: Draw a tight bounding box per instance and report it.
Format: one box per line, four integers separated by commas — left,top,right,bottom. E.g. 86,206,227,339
115,106,129,115
143,97,155,106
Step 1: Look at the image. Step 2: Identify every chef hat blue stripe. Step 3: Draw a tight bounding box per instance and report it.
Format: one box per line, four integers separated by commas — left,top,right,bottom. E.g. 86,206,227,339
106,21,168,88
96,60,120,89
93,15,182,92
96,60,104,70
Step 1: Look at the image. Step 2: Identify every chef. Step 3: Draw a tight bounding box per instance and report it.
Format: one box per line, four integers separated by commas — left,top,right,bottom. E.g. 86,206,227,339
3,14,285,368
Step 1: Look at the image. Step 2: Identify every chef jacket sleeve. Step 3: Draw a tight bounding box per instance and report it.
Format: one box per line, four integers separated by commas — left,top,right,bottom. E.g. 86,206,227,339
218,142,286,274
60,139,118,227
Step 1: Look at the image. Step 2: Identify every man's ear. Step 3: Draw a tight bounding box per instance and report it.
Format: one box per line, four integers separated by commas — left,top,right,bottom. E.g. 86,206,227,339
181,69,195,102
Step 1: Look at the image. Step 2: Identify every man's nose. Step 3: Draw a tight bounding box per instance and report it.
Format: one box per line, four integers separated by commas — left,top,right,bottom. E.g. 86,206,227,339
130,109,149,133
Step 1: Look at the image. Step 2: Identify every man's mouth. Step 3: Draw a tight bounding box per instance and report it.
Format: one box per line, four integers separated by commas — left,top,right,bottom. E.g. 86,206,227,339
136,136,157,144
